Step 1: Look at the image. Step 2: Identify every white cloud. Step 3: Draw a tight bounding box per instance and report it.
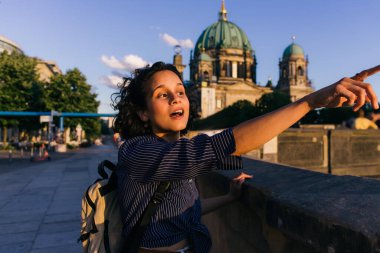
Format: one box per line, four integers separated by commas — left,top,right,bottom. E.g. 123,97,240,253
161,33,178,46
99,75,123,89
100,53,151,89
123,55,149,72
101,55,125,70
160,33,194,49
101,54,150,72
179,38,194,49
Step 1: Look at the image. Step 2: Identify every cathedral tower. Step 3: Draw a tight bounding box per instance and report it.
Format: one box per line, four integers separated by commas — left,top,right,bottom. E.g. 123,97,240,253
172,45,186,79
277,37,313,101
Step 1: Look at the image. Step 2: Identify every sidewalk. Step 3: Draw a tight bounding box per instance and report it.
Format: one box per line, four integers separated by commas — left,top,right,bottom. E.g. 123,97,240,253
0,149,75,175
0,141,118,253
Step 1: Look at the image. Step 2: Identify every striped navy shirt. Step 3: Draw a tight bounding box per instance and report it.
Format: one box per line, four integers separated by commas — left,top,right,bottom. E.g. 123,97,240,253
116,128,242,253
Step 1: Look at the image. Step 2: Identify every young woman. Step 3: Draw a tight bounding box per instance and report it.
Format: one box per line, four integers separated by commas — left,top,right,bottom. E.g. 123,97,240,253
112,62,379,253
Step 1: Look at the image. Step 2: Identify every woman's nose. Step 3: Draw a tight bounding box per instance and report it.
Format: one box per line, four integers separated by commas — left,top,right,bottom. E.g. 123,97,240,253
170,94,181,105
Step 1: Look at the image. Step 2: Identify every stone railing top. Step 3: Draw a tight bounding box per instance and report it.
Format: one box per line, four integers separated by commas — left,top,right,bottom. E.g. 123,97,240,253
215,157,380,250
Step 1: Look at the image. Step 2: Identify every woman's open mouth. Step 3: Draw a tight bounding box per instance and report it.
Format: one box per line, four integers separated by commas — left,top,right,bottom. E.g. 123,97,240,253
170,109,184,119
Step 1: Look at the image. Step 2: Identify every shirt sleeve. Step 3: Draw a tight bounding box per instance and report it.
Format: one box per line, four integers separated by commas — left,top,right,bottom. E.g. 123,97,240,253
118,128,240,182
216,155,243,170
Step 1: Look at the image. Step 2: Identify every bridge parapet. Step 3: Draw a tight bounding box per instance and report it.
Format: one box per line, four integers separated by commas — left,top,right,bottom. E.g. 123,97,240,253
198,158,380,253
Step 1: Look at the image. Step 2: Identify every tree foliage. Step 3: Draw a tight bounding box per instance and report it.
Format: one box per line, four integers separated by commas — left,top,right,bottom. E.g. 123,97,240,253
192,100,258,130
45,68,100,138
0,51,42,130
255,91,291,114
0,52,101,139
192,91,292,130
300,107,357,125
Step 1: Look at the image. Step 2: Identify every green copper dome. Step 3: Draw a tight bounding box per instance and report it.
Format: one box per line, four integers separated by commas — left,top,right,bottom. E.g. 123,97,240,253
283,43,304,58
194,20,253,57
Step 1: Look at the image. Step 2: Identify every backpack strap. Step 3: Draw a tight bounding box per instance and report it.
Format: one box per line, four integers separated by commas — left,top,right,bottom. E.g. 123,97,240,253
99,172,117,196
125,181,171,253
98,160,118,196
98,160,116,179
140,182,171,227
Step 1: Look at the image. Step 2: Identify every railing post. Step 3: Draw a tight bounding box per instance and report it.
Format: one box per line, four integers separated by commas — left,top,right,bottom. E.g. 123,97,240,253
327,129,332,174
60,117,64,132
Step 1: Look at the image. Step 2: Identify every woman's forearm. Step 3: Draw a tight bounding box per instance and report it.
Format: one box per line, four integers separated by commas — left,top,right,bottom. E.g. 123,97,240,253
232,97,312,155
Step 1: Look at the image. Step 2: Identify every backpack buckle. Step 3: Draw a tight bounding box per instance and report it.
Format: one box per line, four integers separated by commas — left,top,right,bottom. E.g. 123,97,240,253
152,192,164,204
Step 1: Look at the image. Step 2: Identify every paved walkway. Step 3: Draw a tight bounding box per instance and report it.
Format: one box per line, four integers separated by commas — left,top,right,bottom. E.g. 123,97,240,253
0,141,118,253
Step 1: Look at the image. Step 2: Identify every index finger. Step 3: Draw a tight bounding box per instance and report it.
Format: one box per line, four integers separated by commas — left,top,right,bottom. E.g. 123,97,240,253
351,65,380,82
349,80,379,110
233,172,253,181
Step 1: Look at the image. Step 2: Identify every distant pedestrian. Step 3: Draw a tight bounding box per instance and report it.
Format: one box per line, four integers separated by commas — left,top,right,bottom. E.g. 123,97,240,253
354,109,378,130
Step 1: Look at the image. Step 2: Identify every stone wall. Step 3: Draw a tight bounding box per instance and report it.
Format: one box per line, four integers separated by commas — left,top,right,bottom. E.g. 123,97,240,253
277,129,380,177
198,158,380,253
330,130,380,176
277,129,328,173
189,129,380,177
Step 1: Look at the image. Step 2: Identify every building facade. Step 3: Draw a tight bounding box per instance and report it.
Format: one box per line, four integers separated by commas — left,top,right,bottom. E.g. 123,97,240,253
35,60,62,82
0,35,61,82
182,1,314,118
188,1,271,118
0,35,23,54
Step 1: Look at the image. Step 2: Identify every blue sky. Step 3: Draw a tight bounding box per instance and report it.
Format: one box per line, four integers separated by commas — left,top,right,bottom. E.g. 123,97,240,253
1,0,379,113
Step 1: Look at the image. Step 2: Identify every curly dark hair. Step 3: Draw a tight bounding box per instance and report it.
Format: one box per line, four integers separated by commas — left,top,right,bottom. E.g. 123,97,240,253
112,61,190,139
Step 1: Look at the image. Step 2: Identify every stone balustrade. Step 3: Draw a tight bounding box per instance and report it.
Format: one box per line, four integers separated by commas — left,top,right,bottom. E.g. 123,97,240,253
198,158,380,253
277,129,380,177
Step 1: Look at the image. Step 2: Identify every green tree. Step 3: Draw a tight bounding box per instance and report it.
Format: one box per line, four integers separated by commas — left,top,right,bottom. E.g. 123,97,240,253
193,91,292,130
255,91,291,114
45,68,100,139
300,107,357,125
192,100,259,130
0,51,43,142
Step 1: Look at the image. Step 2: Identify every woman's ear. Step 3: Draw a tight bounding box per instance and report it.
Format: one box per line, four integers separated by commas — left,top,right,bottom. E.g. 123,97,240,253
137,110,149,122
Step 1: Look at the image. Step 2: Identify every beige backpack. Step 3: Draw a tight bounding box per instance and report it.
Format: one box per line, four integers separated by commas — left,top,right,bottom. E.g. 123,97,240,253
79,160,125,253
79,160,171,253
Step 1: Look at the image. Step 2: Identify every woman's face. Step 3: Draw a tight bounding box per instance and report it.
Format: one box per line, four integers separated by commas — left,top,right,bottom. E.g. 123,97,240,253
141,70,190,140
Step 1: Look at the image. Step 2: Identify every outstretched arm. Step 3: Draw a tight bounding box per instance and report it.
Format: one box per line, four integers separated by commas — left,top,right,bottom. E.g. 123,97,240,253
232,65,380,155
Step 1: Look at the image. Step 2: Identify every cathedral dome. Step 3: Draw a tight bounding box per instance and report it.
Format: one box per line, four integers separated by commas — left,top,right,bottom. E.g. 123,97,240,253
283,43,304,58
194,1,253,57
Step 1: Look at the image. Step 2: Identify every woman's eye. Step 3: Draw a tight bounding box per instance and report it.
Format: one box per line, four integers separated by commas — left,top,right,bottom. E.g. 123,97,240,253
178,91,184,96
158,93,167,98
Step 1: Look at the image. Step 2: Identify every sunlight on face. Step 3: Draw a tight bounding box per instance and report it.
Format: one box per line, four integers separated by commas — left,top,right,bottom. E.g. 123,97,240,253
143,70,190,141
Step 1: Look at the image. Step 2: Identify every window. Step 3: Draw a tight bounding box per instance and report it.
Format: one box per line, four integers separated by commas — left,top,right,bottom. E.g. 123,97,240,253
203,71,209,81
298,66,304,76
232,62,237,78
216,99,222,109
282,68,287,77
225,61,232,77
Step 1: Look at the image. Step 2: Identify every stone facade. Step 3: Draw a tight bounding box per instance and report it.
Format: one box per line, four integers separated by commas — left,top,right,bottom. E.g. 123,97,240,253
35,59,62,82
0,35,62,83
184,2,313,118
0,35,23,54
188,1,271,118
